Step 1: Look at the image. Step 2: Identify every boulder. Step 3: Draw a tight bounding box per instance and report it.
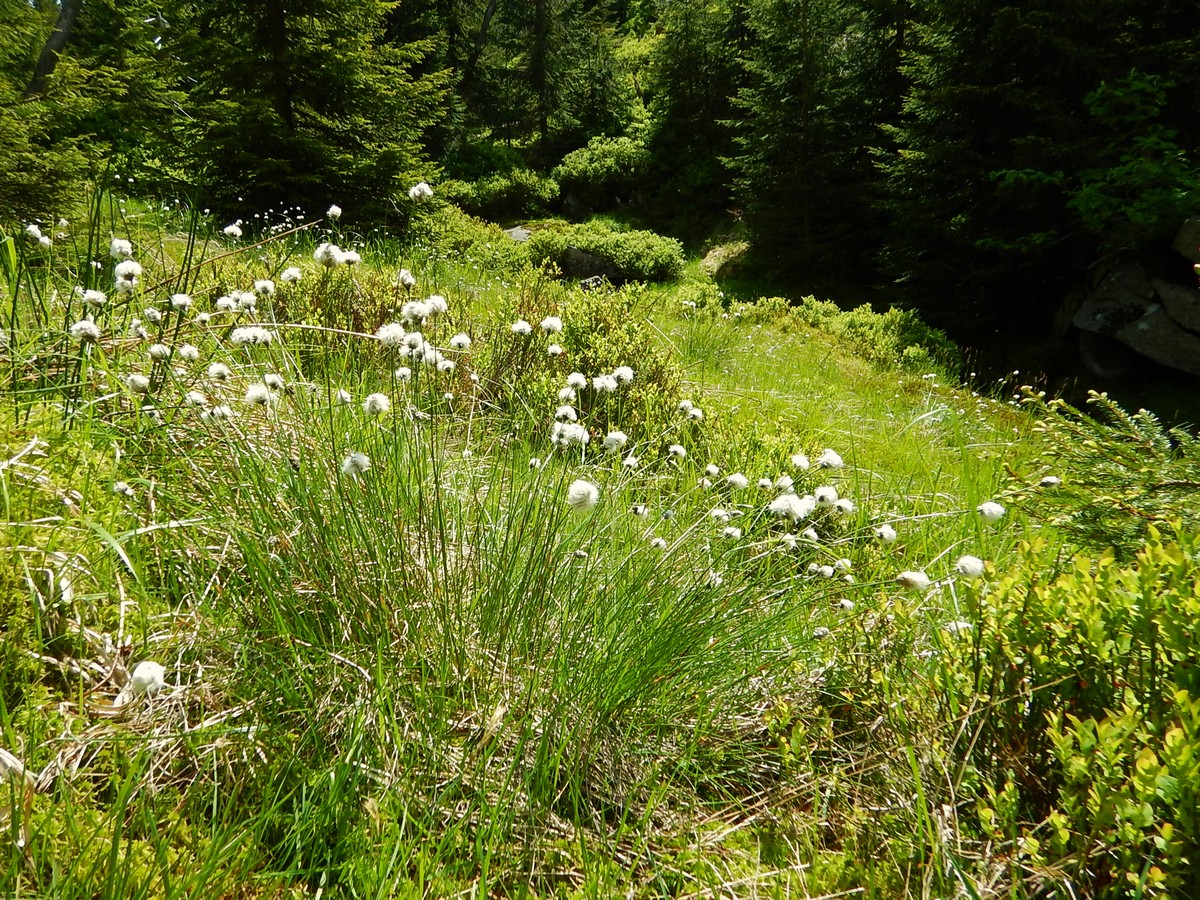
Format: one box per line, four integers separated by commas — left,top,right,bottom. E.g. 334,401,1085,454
1172,217,1200,264
1151,278,1200,334
1113,304,1200,377
503,226,531,243
1072,261,1154,334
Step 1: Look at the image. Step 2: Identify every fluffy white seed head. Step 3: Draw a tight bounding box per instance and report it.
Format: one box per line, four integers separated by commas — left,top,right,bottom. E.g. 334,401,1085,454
566,479,600,512
896,570,931,591
976,501,1006,524
955,555,986,579
130,660,166,696
363,392,390,415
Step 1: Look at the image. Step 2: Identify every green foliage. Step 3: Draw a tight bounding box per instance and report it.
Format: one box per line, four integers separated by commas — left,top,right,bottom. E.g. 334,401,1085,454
163,0,448,220
940,529,1200,895
787,296,960,371
526,220,684,282
439,168,559,220
1008,389,1200,558
552,134,650,209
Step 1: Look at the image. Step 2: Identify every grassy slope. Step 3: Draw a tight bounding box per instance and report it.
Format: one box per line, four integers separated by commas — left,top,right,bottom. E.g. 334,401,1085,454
2,204,1165,898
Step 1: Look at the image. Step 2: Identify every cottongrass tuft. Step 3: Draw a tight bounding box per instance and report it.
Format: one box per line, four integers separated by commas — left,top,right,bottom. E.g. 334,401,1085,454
816,448,844,469
207,362,232,381
396,268,417,288
726,473,749,489
340,451,371,476
814,485,839,507
548,344,564,356
125,374,151,393
149,343,172,361
363,393,390,415
109,237,133,259
791,452,811,470
449,333,471,350
230,326,275,345
70,319,101,342
555,405,578,422
650,536,668,550
722,526,742,540
201,405,234,423
834,498,855,515
409,181,434,202
668,444,686,460
253,279,275,296
622,454,639,469
540,316,563,333
184,390,207,407
592,374,618,393
896,570,931,591
613,366,634,385
1039,475,1062,487
376,323,408,347
130,660,166,697
551,422,589,449
875,523,898,543
223,223,243,238
705,463,720,477
954,555,986,579
511,319,533,336
83,289,107,306
244,383,273,406
602,431,628,453
178,344,200,361
262,373,285,391
280,267,302,283
768,493,816,523
566,479,600,512
171,293,192,309
976,501,1006,524
943,620,973,635
567,372,588,390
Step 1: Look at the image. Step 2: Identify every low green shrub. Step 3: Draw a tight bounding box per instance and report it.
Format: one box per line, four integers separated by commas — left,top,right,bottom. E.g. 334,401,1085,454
787,296,960,371
439,168,559,221
552,136,650,209
526,221,684,282
936,528,1200,896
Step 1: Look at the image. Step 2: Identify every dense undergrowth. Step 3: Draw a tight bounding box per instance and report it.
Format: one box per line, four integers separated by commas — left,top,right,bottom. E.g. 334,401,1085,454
1,190,1198,898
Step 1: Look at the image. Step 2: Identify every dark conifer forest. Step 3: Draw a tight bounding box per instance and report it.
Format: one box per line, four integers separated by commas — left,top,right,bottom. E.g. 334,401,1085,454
5,0,1200,347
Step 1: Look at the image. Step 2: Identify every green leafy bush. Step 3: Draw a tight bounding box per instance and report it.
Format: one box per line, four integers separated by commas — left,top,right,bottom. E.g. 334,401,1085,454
938,529,1200,896
552,136,650,209
787,296,960,371
439,168,559,221
526,221,684,282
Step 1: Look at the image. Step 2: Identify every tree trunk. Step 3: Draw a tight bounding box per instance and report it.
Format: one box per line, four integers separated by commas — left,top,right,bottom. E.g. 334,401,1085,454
23,0,84,99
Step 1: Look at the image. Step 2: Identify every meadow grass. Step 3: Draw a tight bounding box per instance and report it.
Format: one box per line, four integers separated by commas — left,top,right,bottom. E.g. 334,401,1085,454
1,195,1197,898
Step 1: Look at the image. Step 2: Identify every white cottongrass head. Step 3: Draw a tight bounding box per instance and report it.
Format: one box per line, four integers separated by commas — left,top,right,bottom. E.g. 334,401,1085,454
253,279,275,295
816,448,844,469
202,405,234,423
223,223,243,238
551,422,589,448
394,366,412,381
114,259,142,292
678,399,694,413
874,523,898,543
613,366,634,385
340,451,371,476
667,443,686,460
207,362,232,381
834,498,856,515
548,343,564,356
757,477,773,490
955,555,986,580
726,473,749,490
170,293,192,310
376,322,407,347
327,204,343,220
184,390,207,407
768,492,816,523
149,343,172,361
687,406,704,421
943,620,973,635
314,242,344,267
722,525,742,540
567,372,588,390
363,393,390,415
555,405,578,422
976,501,1006,524
540,316,563,334
511,319,533,336
592,374,618,393
230,326,275,345
280,266,302,283
70,319,101,342
83,289,107,306
775,474,794,492
244,383,273,406
705,463,720,477
650,536,667,550
426,295,448,314
622,454,639,469
566,479,600,512
1039,475,1062,487
130,660,166,697
602,431,628,453
409,181,434,202
396,268,417,288
125,373,151,393
814,485,839,507
109,237,133,259
342,249,361,265
262,373,286,391
896,570,931,591
449,333,471,350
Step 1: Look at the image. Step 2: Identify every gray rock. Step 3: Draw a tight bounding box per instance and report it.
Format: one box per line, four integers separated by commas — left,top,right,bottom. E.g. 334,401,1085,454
503,226,531,243
1072,261,1154,334
1113,304,1200,376
1172,217,1200,264
1151,278,1200,335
